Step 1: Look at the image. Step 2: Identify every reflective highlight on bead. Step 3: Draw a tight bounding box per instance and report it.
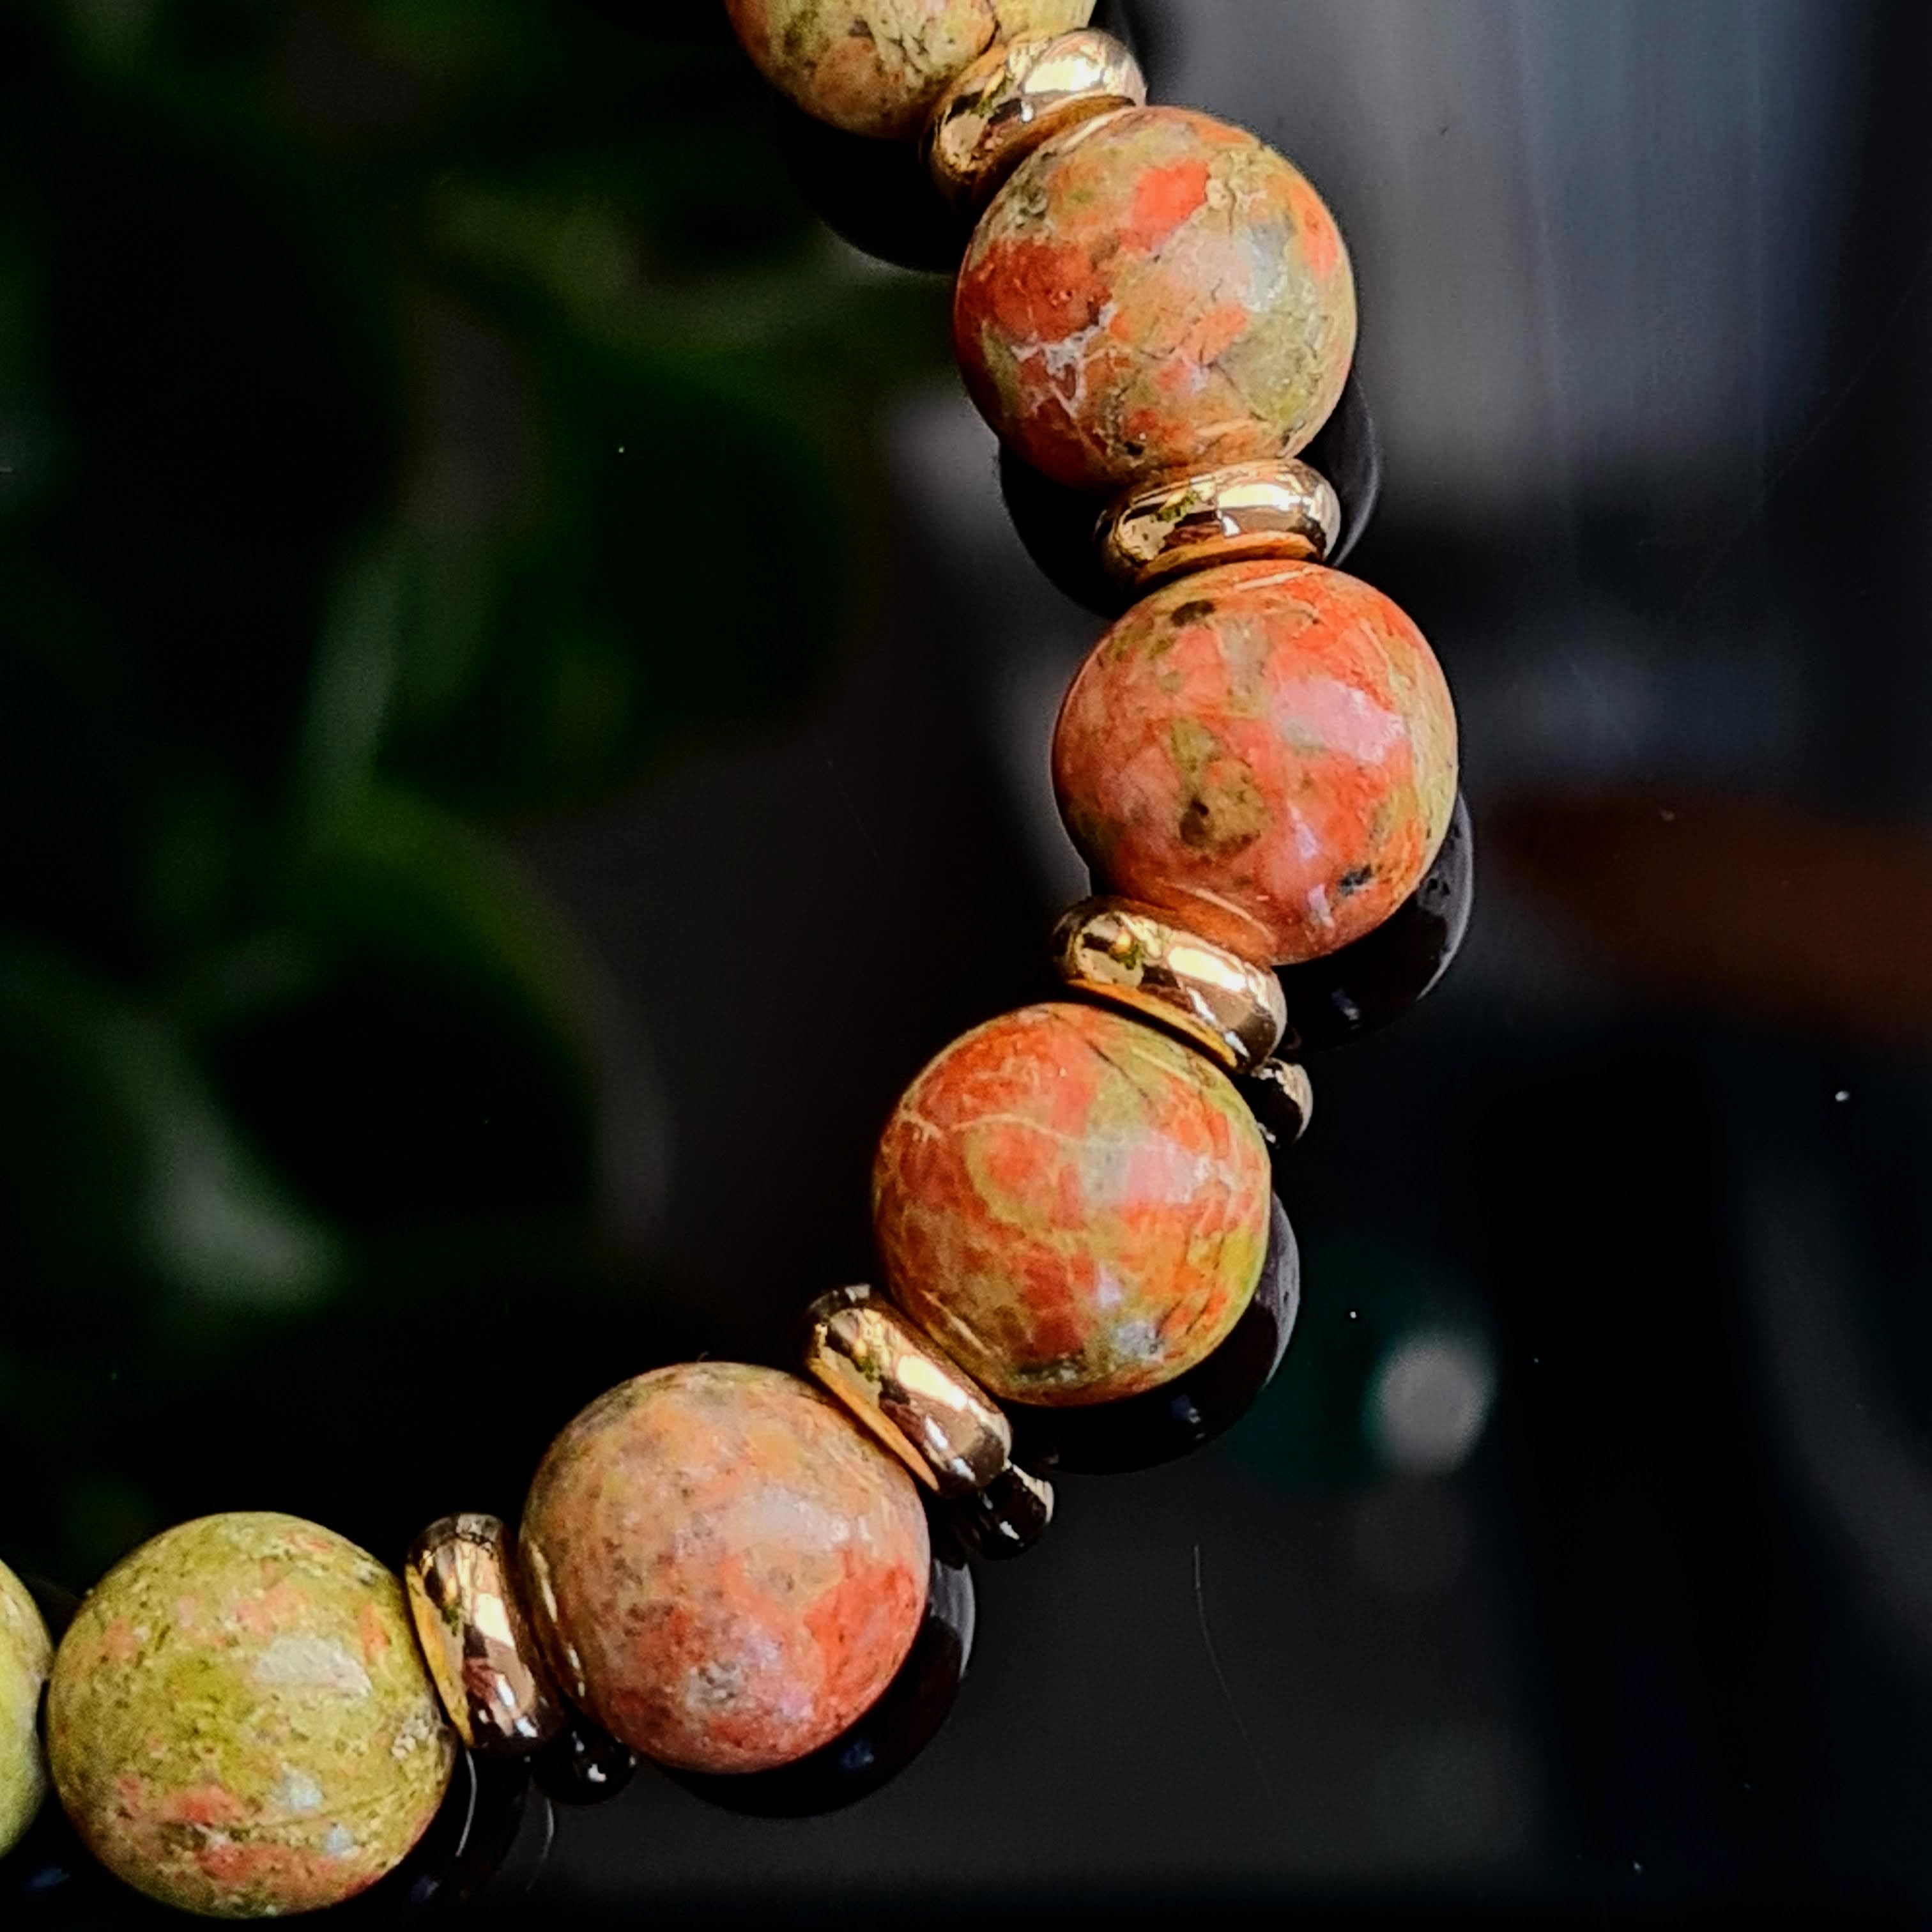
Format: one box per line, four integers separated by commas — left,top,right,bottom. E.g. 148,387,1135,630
1241,1058,1314,1147
533,1715,638,1807
803,1284,1015,1496
1098,457,1342,589
947,1464,1055,1560
404,1515,564,1757
47,1513,453,1920
0,1560,51,1861
1052,896,1287,1072
925,28,1144,209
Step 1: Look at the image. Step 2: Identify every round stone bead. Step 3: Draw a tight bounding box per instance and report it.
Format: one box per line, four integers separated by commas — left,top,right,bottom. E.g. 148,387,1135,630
873,1002,1273,1406
518,1363,930,1776
724,0,1096,141
1053,559,1458,966
46,1513,454,1920
0,1560,52,1860
954,106,1355,492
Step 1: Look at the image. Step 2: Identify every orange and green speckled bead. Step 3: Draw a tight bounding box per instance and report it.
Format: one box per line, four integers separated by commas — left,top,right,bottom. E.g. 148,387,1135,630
954,105,1356,493
1054,560,1459,967
873,1002,1272,1406
46,1513,453,1920
0,1558,52,1860
519,1362,929,1775
723,0,1096,140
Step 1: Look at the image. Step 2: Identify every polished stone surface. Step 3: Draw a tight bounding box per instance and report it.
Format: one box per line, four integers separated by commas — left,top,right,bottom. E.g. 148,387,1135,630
1010,1192,1300,1473
955,106,1354,491
531,1715,638,1808
519,1363,930,1774
669,1551,974,1817
46,1513,453,1919
874,1001,1272,1405
1275,791,1475,1053
725,0,1096,139
1054,559,1458,965
0,1560,50,1862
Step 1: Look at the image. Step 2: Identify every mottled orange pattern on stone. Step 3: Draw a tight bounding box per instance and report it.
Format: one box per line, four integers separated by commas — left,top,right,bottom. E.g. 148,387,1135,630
954,106,1356,491
873,1002,1271,1406
1054,560,1459,966
519,1363,928,1775
724,0,1095,139
46,1514,452,1920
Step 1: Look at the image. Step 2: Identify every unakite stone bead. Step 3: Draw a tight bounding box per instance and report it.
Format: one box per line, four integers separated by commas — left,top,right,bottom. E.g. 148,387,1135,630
954,106,1356,493
873,1002,1273,1405
1053,560,1458,966
47,1513,453,1919
519,1363,930,1776
723,0,1096,140
0,1559,52,1860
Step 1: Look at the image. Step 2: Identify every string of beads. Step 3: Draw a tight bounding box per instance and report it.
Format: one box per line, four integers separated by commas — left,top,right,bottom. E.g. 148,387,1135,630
0,3,1462,1916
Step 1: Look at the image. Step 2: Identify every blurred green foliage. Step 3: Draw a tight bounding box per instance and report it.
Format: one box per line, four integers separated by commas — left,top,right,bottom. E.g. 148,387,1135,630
0,0,948,1581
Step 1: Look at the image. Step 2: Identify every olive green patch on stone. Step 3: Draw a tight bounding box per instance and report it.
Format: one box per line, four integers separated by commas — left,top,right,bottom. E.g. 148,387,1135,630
0,1559,53,1860
47,1512,453,1919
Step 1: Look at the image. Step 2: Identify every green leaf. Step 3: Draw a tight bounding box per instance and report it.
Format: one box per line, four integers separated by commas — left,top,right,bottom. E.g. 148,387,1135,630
0,946,343,1317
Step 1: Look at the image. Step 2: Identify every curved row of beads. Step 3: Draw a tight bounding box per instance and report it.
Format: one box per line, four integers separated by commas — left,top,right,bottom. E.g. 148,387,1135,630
0,7,1462,1919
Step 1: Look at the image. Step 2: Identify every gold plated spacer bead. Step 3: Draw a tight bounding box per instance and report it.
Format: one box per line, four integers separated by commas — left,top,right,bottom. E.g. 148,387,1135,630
404,1514,565,1755
924,29,1146,211
802,1284,1015,1497
1052,898,1288,1073
1096,458,1344,590
1243,1057,1315,1147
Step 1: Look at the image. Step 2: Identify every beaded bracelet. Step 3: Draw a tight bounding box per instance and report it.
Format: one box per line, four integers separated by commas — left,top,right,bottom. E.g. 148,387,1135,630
0,3,1466,1917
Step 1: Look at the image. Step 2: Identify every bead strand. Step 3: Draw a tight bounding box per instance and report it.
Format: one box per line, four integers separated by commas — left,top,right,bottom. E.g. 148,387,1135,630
0,6,1467,1916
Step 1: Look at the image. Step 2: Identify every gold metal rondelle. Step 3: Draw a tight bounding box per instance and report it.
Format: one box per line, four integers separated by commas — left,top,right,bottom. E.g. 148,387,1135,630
924,29,1146,210
1052,898,1288,1073
404,1513,565,1754
803,1284,1015,1496
1097,459,1343,590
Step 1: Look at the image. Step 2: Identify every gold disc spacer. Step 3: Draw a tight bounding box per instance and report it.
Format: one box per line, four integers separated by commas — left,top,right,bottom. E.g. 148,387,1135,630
404,1513,565,1754
924,29,1146,211
802,1284,1015,1496
1052,898,1289,1073
1097,458,1343,591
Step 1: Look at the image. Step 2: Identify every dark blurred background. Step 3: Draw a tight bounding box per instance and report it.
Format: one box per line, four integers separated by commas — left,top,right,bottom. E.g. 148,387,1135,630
6,0,1932,1921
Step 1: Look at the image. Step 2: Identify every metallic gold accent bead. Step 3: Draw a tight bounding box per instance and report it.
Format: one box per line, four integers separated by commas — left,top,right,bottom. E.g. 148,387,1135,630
924,29,1146,211
804,1284,1015,1496
405,1514,565,1755
1243,1058,1315,1147
1097,459,1343,590
1052,898,1288,1073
